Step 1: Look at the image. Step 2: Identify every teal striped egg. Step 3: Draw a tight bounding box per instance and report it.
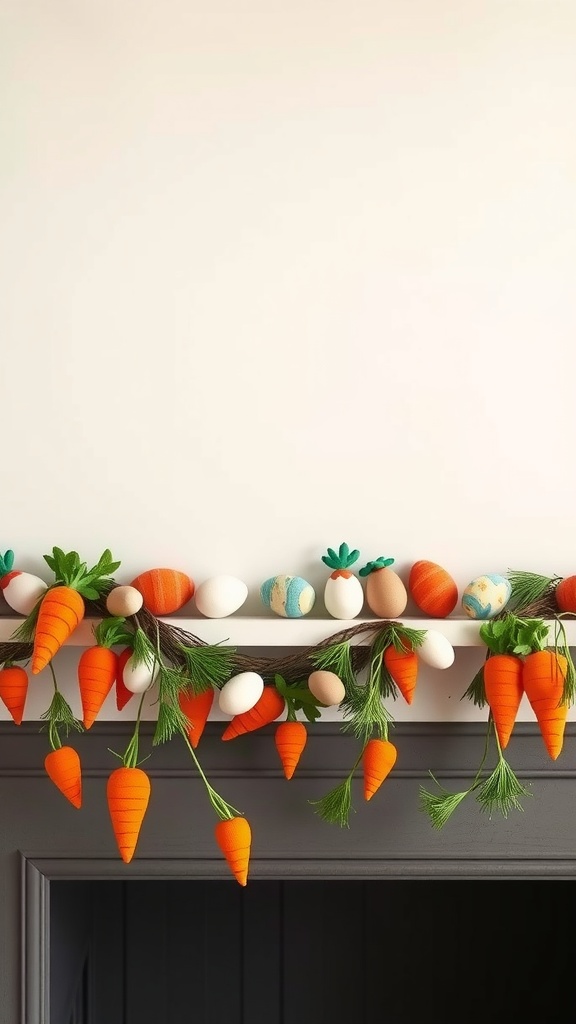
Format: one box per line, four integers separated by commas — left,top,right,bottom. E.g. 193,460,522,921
260,574,316,618
461,574,512,620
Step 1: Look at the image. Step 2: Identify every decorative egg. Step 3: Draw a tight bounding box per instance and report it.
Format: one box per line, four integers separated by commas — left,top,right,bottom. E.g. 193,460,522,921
260,575,316,618
130,568,195,616
121,655,160,693
195,575,248,618
359,558,408,618
418,629,455,669
323,575,364,619
408,560,458,617
307,670,346,706
0,570,48,616
106,585,144,618
461,574,512,620
219,672,264,716
555,576,576,613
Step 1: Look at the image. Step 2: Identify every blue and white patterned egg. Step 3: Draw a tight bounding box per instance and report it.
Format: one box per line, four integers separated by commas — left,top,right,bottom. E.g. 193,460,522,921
461,574,512,619
260,574,316,618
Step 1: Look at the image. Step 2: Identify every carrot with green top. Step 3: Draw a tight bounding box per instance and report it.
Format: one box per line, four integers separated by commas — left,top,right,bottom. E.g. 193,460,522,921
79,617,131,729
383,643,419,705
40,663,83,808
18,547,121,675
107,693,151,863
362,738,397,800
523,649,568,760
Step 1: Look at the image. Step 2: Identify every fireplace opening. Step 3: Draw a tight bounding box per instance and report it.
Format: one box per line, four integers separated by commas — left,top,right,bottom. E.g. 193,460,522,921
48,879,573,1024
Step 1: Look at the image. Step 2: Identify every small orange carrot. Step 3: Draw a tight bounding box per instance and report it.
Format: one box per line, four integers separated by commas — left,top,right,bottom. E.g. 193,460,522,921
215,816,252,886
45,746,82,808
383,643,419,705
483,653,524,749
275,720,307,779
30,548,120,675
222,685,285,740
79,647,118,728
107,766,151,864
362,738,397,800
0,664,29,724
522,649,568,760
179,688,214,748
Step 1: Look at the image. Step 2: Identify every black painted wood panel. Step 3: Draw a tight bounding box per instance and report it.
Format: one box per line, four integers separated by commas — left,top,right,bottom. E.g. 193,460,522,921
51,879,576,1024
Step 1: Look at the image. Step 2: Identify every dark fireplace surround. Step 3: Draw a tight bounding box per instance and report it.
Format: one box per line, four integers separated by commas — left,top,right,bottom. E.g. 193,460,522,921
6,719,576,1021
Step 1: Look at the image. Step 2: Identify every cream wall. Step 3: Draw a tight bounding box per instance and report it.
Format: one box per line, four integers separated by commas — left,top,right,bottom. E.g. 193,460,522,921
2,1,576,722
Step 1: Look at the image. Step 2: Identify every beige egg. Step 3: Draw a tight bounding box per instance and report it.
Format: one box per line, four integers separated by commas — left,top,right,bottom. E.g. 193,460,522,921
106,585,144,617
307,670,346,707
365,568,408,618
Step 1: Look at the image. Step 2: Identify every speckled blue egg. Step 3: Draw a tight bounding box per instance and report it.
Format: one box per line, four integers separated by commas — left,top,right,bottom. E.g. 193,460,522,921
260,574,316,618
461,574,512,619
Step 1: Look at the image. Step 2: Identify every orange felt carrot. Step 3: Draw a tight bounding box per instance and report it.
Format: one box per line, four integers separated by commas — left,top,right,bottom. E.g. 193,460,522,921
215,816,252,886
222,685,285,740
0,665,29,724
383,644,419,705
362,738,397,800
107,766,151,864
179,688,214,748
483,653,524,749
275,720,307,779
522,649,568,760
79,647,118,728
29,548,120,675
44,745,82,808
78,618,128,728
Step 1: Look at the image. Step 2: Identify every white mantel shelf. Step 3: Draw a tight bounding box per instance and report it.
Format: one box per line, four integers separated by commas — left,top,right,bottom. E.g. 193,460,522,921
0,615,575,648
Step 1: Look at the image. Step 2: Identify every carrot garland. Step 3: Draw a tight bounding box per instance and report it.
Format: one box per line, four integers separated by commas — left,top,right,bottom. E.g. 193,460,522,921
0,663,29,724
40,663,83,808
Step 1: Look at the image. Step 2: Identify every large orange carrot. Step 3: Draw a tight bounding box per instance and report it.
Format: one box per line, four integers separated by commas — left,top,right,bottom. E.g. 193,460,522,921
383,644,419,705
222,685,285,740
483,653,524,749
107,766,151,864
45,746,82,808
522,649,568,760
179,688,214,748
275,720,307,779
30,548,120,675
0,664,29,724
215,816,252,886
362,738,397,800
79,647,118,728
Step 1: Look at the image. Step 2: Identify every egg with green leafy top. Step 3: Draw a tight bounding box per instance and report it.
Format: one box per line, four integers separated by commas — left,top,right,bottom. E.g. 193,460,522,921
322,542,364,619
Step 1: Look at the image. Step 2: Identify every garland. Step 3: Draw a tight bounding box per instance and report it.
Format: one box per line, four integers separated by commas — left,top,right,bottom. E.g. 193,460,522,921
0,548,574,885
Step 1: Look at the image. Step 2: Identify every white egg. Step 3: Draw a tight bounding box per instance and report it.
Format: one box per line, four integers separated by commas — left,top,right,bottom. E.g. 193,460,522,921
323,575,364,619
2,572,47,616
418,629,455,669
219,672,264,716
106,585,144,617
195,575,248,618
122,656,160,693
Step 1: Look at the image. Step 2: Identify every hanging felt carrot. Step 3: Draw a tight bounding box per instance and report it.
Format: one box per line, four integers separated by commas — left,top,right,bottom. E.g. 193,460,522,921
19,547,120,675
483,654,524,750
523,648,569,760
0,663,29,724
275,721,307,780
383,642,419,705
362,737,397,800
107,693,151,863
222,684,285,740
179,687,214,748
40,663,83,808
79,618,131,729
215,817,252,887
272,674,323,779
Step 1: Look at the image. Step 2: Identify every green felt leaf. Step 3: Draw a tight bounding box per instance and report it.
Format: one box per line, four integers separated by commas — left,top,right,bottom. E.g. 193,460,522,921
0,549,15,575
321,543,360,571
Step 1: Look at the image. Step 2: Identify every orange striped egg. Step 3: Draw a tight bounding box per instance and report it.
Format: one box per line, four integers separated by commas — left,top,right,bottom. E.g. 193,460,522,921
408,560,458,617
129,568,195,616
